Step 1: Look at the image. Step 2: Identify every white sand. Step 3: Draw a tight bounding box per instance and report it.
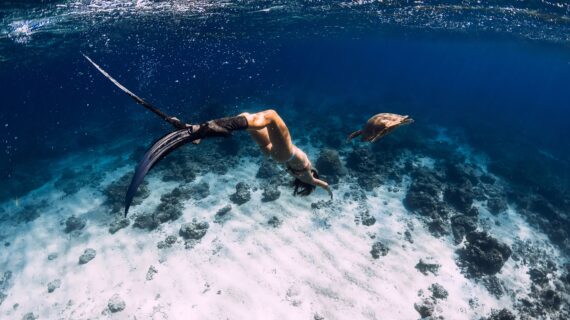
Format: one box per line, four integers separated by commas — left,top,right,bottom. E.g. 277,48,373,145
0,135,566,320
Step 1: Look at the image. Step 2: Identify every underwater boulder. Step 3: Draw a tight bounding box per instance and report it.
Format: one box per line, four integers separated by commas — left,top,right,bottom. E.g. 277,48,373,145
450,214,477,244
370,241,389,259
481,275,505,298
230,182,251,205
133,212,159,231
456,231,511,277
64,215,86,233
414,299,435,318
261,185,280,202
403,172,441,217
482,308,516,320
539,288,562,311
429,283,448,300
267,216,282,228
146,265,158,281
444,183,474,213
22,312,38,320
157,235,178,249
214,204,232,224
179,220,209,240
78,248,96,265
47,279,61,293
108,218,130,234
315,148,346,184
357,209,376,226
0,271,11,306
487,197,508,215
154,201,183,224
256,160,282,180
188,181,210,200
415,258,441,276
427,216,450,238
108,294,126,313
346,148,376,174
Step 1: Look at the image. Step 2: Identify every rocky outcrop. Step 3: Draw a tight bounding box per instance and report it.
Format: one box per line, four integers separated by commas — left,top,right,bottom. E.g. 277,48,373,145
444,182,474,213
22,313,38,320
108,294,126,313
370,241,389,259
262,185,280,202
187,181,210,200
256,160,281,180
0,271,12,307
268,216,282,228
403,170,442,217
429,283,448,300
481,308,516,320
109,218,130,234
103,173,150,214
450,214,477,244
315,148,346,184
487,197,508,215
179,220,209,240
78,248,96,265
414,299,434,318
456,231,511,277
132,188,186,231
47,279,61,293
64,215,86,233
146,266,158,281
214,204,232,224
230,182,251,205
157,235,178,249
415,258,441,276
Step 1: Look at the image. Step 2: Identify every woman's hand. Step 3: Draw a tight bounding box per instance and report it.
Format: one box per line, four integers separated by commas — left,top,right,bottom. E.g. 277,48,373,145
313,178,333,200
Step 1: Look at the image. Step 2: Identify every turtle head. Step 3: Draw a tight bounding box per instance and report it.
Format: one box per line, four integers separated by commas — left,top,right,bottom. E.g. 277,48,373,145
401,115,414,125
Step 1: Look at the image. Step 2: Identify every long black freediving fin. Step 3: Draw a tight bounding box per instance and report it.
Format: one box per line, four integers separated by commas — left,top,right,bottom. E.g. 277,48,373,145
124,127,200,216
82,53,188,129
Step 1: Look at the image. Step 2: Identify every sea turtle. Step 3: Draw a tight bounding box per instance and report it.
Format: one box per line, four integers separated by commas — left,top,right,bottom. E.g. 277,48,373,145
348,113,414,143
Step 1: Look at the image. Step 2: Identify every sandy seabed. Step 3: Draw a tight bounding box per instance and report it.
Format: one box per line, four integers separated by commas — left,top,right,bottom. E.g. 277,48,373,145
0,129,566,320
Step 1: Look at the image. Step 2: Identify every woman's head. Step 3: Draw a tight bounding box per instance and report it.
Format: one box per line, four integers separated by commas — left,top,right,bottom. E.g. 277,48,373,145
292,169,318,196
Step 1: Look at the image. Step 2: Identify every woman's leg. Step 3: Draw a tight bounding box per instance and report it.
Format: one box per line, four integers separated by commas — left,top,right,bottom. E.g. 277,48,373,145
241,110,294,162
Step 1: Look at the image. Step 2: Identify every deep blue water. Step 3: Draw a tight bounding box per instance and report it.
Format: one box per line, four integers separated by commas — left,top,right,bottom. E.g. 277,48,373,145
1,1,570,199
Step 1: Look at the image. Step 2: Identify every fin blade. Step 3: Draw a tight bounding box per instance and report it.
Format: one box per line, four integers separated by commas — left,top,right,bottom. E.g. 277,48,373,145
124,128,198,216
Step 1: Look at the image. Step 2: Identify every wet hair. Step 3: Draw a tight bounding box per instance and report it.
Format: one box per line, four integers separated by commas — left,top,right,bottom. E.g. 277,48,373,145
292,169,319,197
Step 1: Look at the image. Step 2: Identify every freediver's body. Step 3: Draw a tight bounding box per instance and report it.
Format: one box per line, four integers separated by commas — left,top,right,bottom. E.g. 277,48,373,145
82,55,343,213
178,109,332,199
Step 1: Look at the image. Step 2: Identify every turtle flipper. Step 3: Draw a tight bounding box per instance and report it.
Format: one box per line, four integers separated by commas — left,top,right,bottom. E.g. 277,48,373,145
370,128,390,143
347,130,362,141
124,128,199,216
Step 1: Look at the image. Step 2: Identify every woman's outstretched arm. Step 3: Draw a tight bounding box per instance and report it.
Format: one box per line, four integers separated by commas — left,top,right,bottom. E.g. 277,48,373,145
312,177,333,199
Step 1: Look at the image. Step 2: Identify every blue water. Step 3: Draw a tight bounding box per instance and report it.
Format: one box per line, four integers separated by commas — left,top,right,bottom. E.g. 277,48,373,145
2,1,570,318
0,0,568,208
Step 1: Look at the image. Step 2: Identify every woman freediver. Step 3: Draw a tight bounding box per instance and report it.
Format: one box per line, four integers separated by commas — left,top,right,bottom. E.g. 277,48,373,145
127,111,332,215
83,55,331,216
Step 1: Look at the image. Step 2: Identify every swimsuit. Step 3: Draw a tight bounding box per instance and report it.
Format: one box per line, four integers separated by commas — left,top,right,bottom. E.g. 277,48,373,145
286,146,310,175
